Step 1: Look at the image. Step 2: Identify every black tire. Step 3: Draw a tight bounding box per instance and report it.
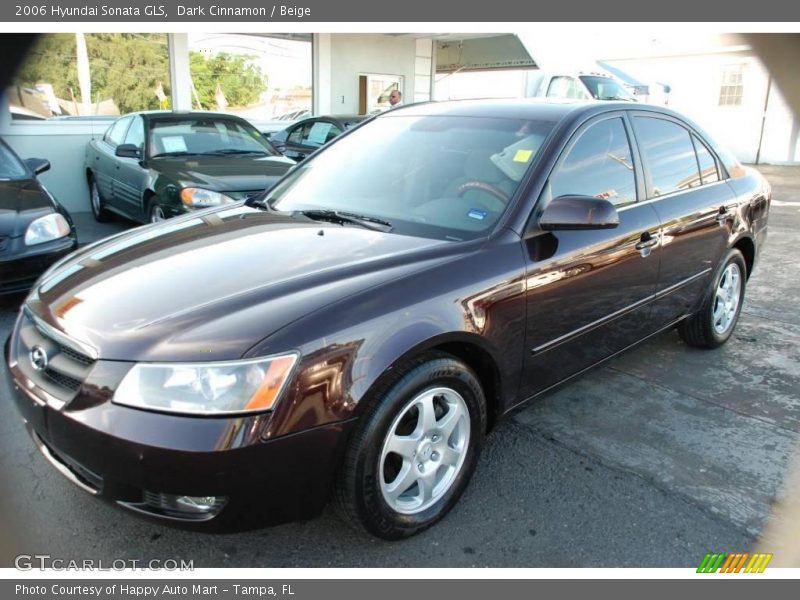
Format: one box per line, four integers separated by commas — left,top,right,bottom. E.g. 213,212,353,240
148,198,167,223
678,248,747,349
335,353,487,540
88,175,112,223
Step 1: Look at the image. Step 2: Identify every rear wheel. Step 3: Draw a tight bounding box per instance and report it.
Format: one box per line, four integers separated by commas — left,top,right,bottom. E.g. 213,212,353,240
335,354,486,540
678,248,747,348
89,176,112,223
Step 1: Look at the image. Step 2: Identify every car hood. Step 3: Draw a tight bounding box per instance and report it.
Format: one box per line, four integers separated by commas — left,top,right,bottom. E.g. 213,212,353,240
152,155,295,192
27,206,456,362
0,179,55,237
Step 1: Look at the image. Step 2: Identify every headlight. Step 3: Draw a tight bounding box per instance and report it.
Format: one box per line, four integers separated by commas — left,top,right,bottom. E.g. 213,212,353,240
24,213,71,246
180,188,235,209
113,354,298,416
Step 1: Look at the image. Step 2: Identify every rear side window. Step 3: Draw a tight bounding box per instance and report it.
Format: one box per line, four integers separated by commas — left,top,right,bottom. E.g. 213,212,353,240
692,135,720,185
634,117,701,196
549,117,637,206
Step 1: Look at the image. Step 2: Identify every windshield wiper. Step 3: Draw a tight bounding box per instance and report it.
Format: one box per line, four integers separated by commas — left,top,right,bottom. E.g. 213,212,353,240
298,209,393,232
149,150,223,158
204,149,269,156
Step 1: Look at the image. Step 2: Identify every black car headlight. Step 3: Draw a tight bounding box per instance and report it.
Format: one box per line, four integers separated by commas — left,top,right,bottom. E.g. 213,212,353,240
113,353,298,416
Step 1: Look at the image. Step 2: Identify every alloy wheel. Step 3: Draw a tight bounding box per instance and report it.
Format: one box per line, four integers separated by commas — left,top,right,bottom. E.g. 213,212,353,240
379,386,470,514
712,262,742,335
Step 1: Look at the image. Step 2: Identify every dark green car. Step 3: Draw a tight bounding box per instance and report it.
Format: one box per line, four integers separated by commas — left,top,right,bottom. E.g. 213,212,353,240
84,111,296,223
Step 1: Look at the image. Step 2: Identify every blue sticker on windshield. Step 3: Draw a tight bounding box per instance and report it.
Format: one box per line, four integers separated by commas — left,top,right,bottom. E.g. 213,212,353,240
467,209,487,220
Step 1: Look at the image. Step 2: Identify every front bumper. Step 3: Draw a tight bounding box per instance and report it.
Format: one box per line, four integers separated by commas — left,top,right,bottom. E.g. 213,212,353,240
3,333,353,527
0,235,77,295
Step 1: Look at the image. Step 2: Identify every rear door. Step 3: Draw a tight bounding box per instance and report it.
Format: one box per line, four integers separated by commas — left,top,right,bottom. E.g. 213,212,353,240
520,112,662,398
629,113,734,326
92,116,131,203
113,115,148,220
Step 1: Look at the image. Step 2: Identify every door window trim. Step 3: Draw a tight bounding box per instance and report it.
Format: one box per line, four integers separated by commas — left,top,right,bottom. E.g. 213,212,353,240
527,111,644,231
628,112,727,201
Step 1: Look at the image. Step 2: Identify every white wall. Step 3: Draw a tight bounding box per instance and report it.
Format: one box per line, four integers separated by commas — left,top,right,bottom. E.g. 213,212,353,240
604,52,798,165
1,120,109,213
327,34,429,113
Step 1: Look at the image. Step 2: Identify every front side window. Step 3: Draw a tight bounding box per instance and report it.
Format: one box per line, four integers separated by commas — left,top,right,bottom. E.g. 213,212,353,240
579,76,635,101
546,77,589,100
548,117,637,206
105,117,131,147
268,115,556,241
148,117,277,158
635,117,701,196
124,117,145,149
0,141,29,180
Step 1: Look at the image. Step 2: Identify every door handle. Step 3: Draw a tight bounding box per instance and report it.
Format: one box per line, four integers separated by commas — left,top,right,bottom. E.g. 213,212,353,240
635,232,659,257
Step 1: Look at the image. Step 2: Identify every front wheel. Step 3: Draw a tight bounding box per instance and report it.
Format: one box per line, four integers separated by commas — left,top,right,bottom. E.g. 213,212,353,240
335,354,486,540
678,248,747,348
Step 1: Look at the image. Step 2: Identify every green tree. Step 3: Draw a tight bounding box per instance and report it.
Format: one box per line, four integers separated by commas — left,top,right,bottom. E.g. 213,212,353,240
14,34,268,114
189,51,268,110
14,33,171,114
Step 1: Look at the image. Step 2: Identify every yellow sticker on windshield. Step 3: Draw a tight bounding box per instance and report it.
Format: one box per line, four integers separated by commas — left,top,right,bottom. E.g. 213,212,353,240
513,149,533,163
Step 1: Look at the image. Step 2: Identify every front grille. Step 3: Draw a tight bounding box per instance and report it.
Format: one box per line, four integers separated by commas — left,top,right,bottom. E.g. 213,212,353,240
14,310,97,403
43,368,82,392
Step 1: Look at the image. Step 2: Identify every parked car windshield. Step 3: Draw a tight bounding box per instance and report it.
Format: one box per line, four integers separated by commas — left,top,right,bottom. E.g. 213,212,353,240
579,76,635,101
0,141,30,180
149,116,278,158
268,115,556,241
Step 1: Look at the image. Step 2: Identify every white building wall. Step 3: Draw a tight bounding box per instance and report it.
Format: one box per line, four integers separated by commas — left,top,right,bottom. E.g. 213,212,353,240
604,52,798,165
327,34,421,113
1,120,106,213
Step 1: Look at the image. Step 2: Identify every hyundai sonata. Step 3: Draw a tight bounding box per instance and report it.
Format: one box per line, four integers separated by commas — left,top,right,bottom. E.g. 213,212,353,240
4,100,770,539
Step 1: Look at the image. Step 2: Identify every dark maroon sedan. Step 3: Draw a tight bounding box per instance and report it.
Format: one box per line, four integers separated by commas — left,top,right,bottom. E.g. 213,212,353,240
4,100,770,539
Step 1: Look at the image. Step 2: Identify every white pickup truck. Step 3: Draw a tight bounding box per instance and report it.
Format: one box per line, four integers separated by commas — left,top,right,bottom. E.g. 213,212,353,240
526,71,638,101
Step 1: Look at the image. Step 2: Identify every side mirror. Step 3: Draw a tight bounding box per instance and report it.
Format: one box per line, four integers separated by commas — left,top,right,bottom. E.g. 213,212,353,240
539,195,620,231
25,158,50,175
115,144,141,159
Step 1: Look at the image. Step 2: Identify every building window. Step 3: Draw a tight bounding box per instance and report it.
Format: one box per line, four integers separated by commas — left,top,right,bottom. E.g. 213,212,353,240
719,65,744,106
10,33,170,119
188,34,312,120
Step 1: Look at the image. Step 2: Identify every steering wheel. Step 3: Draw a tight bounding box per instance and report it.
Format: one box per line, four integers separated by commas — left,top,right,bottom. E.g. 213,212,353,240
456,181,510,204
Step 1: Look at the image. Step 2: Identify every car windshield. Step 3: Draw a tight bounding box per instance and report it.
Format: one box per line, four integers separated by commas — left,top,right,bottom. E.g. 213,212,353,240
149,117,278,158
579,76,635,101
268,115,555,241
0,142,30,180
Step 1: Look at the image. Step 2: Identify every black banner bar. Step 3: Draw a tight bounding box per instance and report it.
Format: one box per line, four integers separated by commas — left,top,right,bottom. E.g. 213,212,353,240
1,0,800,22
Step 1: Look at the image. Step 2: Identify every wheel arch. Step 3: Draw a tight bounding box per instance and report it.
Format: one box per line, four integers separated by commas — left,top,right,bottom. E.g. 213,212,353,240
354,331,505,434
731,234,756,280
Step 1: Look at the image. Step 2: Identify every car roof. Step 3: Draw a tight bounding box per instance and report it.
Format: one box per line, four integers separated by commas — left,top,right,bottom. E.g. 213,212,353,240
128,110,251,122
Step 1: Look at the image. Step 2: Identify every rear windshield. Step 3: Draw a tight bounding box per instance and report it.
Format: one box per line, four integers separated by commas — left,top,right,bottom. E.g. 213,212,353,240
268,115,556,241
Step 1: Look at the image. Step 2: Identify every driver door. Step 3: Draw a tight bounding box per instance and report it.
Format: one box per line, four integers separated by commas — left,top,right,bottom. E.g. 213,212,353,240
520,113,662,398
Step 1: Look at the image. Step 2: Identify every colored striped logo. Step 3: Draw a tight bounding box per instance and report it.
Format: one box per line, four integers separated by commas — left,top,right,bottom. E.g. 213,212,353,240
697,552,773,573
